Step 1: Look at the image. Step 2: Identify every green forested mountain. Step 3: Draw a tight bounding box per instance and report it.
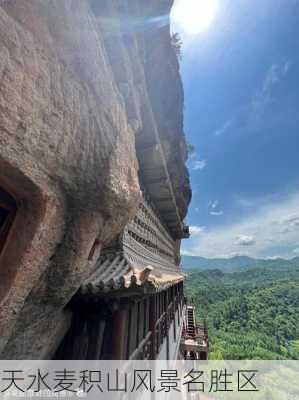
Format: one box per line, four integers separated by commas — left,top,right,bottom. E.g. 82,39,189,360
184,263,299,359
182,255,257,270
181,254,299,271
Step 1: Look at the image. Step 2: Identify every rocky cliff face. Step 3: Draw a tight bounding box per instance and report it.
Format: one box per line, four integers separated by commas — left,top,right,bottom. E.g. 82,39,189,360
0,0,191,358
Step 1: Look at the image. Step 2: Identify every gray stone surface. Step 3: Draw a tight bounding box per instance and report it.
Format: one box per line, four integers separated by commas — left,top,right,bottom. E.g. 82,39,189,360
0,0,191,358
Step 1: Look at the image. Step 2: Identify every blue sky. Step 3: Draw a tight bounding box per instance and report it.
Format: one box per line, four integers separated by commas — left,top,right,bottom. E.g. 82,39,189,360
171,0,299,259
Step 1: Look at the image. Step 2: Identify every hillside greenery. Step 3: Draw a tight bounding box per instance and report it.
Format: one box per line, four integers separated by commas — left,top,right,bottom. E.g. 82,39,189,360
184,263,299,359
181,254,299,271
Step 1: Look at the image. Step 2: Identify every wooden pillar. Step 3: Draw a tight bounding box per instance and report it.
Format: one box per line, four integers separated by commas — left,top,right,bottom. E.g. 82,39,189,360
173,300,177,341
149,295,157,360
86,316,106,360
112,306,128,359
166,290,170,360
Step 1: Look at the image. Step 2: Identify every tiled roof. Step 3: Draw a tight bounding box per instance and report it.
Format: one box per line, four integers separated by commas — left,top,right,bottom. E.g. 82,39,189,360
80,251,183,296
80,196,184,298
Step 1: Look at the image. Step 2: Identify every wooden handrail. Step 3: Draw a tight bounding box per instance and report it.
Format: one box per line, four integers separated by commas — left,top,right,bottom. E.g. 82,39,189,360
155,311,166,328
130,331,152,360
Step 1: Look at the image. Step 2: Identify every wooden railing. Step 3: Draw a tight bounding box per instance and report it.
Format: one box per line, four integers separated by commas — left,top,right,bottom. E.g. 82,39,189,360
129,312,208,361
129,293,184,360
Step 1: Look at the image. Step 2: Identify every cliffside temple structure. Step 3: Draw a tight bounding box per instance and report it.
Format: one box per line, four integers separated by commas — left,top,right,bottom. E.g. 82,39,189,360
180,303,209,360
0,0,207,360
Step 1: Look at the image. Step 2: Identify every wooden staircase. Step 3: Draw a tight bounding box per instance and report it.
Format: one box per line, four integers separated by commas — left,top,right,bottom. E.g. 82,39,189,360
186,306,196,337
181,302,209,360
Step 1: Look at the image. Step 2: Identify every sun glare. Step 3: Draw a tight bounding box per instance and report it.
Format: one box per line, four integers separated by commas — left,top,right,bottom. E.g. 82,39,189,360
171,0,219,35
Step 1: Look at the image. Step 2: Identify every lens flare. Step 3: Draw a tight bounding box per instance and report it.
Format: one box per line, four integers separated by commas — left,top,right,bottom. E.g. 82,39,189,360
171,0,218,34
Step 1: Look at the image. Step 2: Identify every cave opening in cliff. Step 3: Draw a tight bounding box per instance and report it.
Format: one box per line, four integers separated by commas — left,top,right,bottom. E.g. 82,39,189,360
0,187,16,255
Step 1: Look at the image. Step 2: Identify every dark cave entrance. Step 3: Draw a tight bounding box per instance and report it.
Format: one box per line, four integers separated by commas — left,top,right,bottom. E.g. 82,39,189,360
0,187,16,255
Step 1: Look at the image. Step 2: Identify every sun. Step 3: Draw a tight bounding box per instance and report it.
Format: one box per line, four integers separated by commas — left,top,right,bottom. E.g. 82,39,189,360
171,0,219,35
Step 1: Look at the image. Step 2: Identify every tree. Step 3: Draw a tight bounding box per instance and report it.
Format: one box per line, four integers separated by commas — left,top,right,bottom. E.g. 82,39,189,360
171,32,183,60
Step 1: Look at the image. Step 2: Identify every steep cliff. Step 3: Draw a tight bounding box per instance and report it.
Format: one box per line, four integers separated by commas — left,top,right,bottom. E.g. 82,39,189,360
0,0,191,358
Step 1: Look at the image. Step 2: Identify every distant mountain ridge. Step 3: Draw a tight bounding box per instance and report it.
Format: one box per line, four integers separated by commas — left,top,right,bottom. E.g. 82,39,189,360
181,255,299,271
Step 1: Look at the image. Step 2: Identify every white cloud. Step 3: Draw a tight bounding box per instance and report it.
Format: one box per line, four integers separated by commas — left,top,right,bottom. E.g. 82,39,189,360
208,200,223,216
252,61,291,117
192,159,207,170
180,249,195,256
184,190,299,259
263,64,279,92
283,60,291,75
189,225,205,236
229,251,249,258
235,193,278,209
209,200,219,209
264,255,282,260
214,119,232,136
210,210,224,216
236,234,255,246
282,214,299,226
